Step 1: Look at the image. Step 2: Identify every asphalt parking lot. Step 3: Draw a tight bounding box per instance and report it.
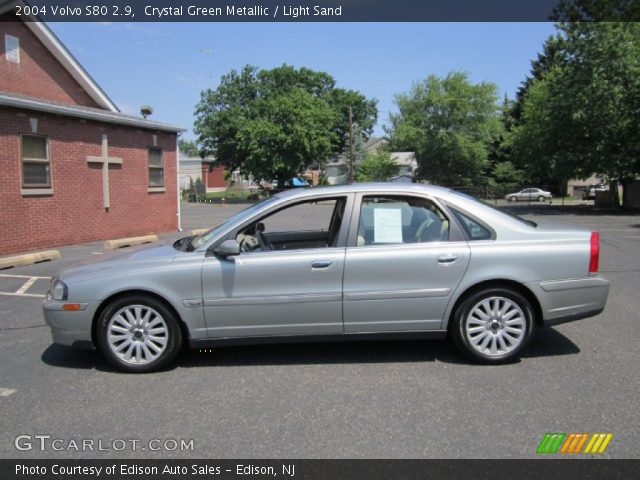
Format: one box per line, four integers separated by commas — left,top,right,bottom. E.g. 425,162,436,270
0,203,639,459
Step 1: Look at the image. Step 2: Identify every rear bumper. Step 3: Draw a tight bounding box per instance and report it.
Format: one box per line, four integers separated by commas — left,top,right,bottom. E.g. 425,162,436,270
526,276,609,325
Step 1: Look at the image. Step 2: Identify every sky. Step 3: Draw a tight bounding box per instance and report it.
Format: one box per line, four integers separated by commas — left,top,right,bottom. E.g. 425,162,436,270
48,22,557,139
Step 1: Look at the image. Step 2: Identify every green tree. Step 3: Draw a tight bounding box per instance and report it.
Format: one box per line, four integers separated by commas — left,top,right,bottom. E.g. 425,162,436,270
551,0,640,22
355,151,400,182
509,22,640,200
511,34,567,123
178,139,200,158
491,161,524,187
386,71,502,186
194,65,377,184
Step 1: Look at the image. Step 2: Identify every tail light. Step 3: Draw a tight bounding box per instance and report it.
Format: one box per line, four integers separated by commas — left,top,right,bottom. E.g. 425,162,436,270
589,231,600,273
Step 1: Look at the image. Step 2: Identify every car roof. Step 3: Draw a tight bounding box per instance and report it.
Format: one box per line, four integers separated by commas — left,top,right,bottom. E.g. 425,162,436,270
273,182,452,200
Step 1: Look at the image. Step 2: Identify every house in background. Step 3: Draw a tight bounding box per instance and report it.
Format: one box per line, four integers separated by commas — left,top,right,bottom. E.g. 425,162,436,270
178,153,227,193
0,4,183,255
201,160,227,192
178,153,204,191
324,137,417,185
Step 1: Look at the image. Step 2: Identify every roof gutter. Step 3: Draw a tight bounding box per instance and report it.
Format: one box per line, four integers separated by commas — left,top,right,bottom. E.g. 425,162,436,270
0,94,184,133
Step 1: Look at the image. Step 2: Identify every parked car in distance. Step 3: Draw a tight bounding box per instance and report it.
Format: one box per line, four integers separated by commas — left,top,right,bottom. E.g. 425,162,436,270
505,188,552,202
583,184,608,200
43,184,609,372
270,177,310,189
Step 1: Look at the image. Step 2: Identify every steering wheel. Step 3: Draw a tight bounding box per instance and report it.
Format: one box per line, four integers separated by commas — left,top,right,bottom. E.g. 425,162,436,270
254,222,272,251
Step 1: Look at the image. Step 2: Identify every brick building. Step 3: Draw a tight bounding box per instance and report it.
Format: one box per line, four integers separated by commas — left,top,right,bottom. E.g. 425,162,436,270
0,6,183,255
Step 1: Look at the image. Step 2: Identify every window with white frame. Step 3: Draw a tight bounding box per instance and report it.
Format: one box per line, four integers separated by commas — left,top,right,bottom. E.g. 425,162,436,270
5,34,20,63
148,147,164,187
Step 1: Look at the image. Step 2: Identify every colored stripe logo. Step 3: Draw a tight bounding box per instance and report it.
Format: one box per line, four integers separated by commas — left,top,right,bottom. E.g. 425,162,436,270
537,433,612,454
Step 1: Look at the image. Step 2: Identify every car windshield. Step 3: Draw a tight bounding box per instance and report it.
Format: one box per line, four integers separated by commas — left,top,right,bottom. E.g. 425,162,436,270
450,191,537,228
188,195,280,250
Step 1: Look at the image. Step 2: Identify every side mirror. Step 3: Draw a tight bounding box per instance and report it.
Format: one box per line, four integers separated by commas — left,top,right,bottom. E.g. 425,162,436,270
213,239,240,257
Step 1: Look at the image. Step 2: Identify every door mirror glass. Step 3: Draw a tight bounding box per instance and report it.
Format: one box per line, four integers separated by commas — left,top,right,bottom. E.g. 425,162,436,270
214,239,241,257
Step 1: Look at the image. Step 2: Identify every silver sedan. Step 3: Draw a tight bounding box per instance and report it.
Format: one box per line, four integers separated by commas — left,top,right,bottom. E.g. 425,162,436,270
43,184,609,372
505,188,553,202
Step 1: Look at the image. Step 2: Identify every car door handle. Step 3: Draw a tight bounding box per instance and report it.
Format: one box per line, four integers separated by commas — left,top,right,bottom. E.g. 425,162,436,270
311,260,333,269
437,254,458,264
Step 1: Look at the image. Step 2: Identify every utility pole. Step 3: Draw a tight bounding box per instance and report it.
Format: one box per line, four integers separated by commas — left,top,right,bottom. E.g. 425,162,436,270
348,107,354,184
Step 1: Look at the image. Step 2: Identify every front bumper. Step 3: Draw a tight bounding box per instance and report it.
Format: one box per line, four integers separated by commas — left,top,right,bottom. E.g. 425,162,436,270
526,276,610,325
42,298,99,348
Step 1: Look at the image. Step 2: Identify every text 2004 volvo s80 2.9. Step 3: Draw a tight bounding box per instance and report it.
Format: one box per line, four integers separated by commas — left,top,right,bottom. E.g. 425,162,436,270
43,184,609,372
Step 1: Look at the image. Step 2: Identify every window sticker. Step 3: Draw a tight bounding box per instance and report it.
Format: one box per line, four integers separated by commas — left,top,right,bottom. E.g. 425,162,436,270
373,208,403,243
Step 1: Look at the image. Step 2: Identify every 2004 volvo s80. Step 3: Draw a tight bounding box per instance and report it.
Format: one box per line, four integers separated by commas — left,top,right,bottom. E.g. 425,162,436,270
43,184,609,372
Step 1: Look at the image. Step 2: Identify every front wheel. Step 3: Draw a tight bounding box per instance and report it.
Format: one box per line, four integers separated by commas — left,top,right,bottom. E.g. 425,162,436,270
450,287,534,364
96,295,183,373
538,196,545,202
509,196,517,202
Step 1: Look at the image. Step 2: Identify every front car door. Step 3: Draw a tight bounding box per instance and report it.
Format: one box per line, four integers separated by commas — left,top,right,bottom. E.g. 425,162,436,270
342,193,470,333
201,194,353,338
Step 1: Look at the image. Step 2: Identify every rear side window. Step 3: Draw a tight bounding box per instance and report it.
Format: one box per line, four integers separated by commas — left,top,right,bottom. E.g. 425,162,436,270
451,208,493,240
356,195,450,246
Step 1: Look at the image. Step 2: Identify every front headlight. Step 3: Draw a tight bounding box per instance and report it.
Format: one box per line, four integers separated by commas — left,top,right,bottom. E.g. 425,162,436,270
52,280,68,301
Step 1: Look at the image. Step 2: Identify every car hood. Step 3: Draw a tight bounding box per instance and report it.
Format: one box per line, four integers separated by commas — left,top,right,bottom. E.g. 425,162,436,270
58,244,180,283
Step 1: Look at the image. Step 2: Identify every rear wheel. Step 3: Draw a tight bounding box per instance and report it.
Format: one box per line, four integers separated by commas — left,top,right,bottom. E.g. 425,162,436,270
451,287,534,364
96,295,183,373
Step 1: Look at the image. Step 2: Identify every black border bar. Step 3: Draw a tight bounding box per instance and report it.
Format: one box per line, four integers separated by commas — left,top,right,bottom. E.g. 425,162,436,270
0,0,604,23
3,459,640,480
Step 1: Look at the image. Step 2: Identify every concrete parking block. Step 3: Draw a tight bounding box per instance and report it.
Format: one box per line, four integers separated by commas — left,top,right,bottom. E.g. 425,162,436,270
190,228,209,236
0,250,61,269
103,235,158,250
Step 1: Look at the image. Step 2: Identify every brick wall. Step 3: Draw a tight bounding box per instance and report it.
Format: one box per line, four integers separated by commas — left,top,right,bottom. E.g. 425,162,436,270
0,106,178,255
201,163,227,190
0,14,101,108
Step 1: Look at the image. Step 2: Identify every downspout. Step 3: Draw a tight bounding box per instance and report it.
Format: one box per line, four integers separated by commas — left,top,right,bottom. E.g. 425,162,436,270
176,133,182,231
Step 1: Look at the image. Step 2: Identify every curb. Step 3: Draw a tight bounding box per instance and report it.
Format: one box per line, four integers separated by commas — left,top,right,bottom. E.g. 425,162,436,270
103,235,158,250
0,250,61,269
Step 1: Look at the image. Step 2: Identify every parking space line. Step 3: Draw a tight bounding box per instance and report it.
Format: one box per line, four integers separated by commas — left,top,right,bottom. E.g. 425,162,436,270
0,291,45,298
0,388,17,397
0,274,49,298
0,273,51,280
15,277,38,294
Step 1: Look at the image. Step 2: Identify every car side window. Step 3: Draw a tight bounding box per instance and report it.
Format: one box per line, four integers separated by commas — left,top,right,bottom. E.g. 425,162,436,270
236,197,347,253
450,208,493,240
356,195,449,246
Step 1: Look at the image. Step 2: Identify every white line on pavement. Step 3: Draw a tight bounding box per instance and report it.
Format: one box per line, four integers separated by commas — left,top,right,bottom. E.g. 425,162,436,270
0,273,51,280
0,292,45,298
15,277,38,295
0,388,17,397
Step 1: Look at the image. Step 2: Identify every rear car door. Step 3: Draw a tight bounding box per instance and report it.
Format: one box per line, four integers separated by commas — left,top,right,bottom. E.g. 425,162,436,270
342,193,470,333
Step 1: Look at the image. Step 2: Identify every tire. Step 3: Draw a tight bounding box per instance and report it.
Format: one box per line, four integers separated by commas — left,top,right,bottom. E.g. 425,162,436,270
538,196,545,202
96,294,183,373
450,287,535,364
509,196,517,202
